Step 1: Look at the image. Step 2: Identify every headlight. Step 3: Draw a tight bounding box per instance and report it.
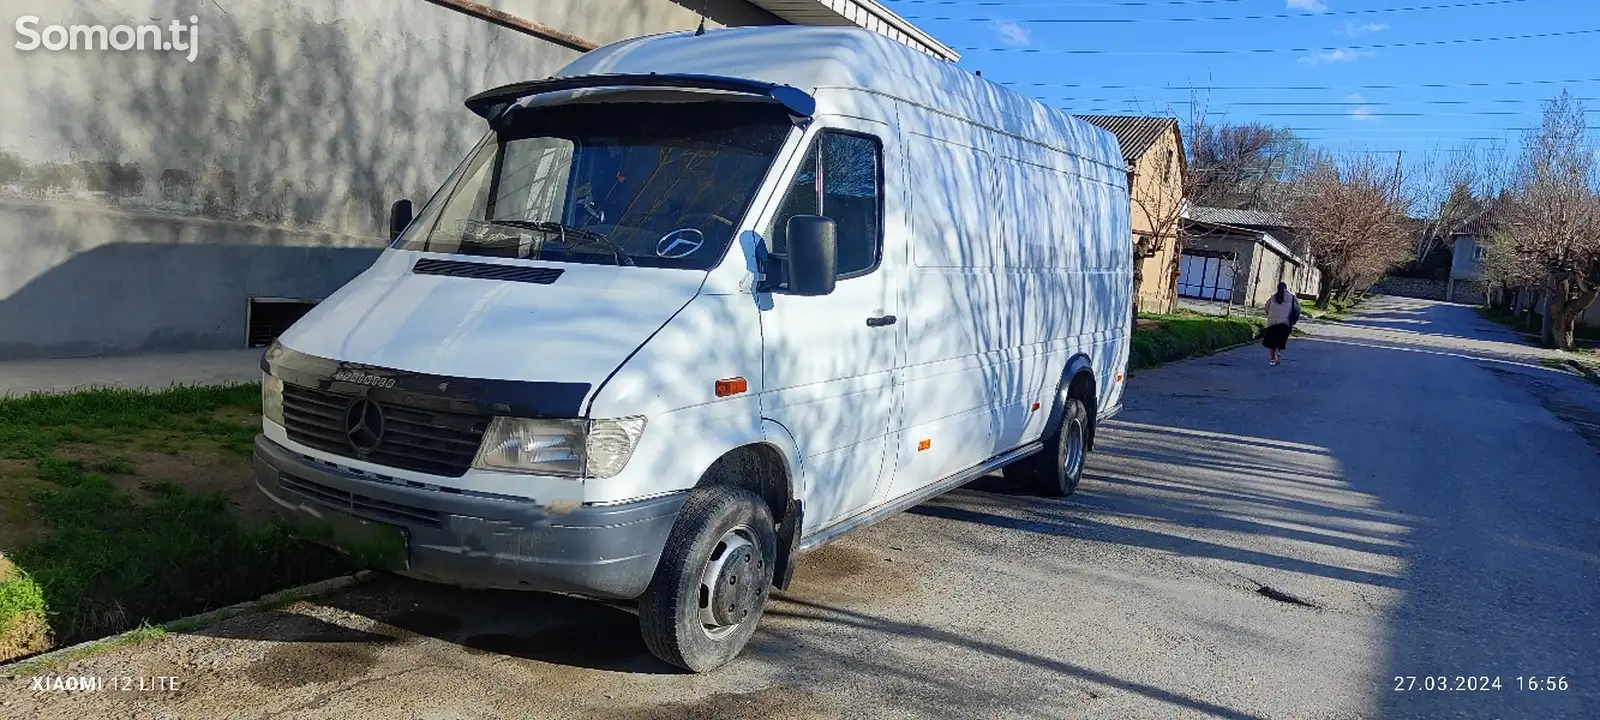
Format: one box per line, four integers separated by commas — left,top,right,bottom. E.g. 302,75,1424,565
585,416,648,479
262,372,284,425
472,416,647,478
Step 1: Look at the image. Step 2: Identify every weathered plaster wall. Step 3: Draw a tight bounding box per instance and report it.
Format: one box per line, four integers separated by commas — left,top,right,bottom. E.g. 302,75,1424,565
1128,126,1182,314
486,0,782,46
0,0,776,359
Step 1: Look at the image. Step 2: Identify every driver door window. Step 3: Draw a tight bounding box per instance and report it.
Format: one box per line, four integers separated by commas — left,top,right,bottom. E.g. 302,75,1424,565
768,131,884,281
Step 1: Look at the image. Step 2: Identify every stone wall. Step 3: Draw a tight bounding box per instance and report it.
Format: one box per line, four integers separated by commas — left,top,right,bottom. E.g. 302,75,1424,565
1369,276,1449,302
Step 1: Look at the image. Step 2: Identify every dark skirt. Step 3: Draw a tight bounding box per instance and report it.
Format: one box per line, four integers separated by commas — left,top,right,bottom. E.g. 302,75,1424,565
1262,323,1292,350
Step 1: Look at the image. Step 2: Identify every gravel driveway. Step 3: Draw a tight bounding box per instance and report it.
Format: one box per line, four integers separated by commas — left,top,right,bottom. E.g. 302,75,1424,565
9,296,1600,719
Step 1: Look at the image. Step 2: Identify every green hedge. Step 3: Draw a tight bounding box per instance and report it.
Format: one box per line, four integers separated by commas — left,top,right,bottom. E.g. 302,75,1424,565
1130,313,1265,371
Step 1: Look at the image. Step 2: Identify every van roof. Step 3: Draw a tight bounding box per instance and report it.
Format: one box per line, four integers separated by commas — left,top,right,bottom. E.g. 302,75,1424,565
555,26,1124,176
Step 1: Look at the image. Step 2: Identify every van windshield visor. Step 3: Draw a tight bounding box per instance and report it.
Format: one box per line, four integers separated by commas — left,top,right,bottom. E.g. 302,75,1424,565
393,101,792,270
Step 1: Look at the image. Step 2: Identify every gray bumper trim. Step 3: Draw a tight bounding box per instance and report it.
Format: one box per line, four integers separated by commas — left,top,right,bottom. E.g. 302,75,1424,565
253,435,683,599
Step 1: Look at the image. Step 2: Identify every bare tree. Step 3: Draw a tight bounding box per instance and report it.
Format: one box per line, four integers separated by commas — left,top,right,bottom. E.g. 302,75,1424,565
1407,142,1512,273
1186,120,1304,210
1488,91,1600,350
1128,135,1187,315
1279,151,1414,309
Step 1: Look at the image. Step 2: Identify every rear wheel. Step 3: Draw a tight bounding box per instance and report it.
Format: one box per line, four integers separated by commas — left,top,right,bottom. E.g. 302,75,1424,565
638,486,776,672
1003,397,1089,497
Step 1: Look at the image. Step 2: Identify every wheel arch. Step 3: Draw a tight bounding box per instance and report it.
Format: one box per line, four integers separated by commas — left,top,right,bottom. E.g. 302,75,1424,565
1045,353,1101,450
691,422,804,590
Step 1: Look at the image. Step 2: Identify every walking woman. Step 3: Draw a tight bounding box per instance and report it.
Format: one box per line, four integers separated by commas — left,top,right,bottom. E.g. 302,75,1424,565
1263,282,1300,366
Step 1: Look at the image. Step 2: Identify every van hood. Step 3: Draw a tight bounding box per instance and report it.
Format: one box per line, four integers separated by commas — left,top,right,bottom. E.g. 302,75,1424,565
276,250,704,391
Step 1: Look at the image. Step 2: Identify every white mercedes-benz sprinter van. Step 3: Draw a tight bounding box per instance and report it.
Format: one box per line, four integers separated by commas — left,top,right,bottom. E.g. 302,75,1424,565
254,25,1131,671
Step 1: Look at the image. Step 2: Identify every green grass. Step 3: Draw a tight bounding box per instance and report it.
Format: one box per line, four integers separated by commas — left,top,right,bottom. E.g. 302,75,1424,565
0,384,348,657
1299,296,1360,322
1131,312,1265,371
0,384,262,461
0,567,45,634
1478,306,1600,341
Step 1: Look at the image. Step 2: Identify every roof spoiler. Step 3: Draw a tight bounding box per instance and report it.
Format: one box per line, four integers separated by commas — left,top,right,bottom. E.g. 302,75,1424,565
463,73,817,125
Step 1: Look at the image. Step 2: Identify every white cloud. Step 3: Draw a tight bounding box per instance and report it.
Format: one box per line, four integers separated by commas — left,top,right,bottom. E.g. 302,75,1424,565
1342,22,1390,36
1287,0,1328,11
1346,93,1377,121
1298,48,1376,66
992,20,1030,47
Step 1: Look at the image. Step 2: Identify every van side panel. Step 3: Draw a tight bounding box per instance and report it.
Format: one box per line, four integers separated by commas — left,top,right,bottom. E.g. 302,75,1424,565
876,112,1004,502
875,99,1130,506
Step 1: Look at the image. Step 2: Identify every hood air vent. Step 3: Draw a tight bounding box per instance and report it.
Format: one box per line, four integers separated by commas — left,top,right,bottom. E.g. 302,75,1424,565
412,258,564,284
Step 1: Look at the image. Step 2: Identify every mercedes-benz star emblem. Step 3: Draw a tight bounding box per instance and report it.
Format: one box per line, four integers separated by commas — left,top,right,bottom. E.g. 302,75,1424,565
655,228,705,259
344,398,385,452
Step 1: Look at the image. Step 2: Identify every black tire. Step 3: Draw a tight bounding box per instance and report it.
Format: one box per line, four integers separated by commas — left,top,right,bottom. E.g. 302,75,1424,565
638,485,777,672
1003,397,1090,497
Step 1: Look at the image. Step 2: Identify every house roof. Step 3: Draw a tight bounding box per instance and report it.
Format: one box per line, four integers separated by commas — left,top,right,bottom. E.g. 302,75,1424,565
1452,201,1497,236
1185,218,1305,266
746,0,959,60
1073,115,1179,165
1188,205,1292,229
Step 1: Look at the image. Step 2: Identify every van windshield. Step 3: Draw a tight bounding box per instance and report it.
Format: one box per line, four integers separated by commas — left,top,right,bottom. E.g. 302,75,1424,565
393,100,793,270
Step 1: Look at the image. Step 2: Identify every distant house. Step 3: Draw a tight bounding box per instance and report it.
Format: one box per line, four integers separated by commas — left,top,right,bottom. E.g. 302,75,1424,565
1446,209,1493,304
1074,114,1186,314
1181,207,1320,307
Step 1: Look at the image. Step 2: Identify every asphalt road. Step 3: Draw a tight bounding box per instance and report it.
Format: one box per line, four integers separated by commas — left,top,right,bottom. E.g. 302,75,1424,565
9,296,1600,719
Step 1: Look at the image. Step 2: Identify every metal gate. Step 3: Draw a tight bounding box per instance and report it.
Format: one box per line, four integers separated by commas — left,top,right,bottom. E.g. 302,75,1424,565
1178,251,1236,302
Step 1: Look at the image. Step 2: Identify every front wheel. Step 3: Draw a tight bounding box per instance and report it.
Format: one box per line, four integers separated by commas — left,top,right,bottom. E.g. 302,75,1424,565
638,486,777,672
1003,397,1089,497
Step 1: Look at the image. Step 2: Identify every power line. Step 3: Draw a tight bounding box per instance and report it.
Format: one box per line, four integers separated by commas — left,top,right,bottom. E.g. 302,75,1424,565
1043,98,1600,107
958,28,1600,54
886,0,1261,7
1001,77,1600,92
903,0,1526,24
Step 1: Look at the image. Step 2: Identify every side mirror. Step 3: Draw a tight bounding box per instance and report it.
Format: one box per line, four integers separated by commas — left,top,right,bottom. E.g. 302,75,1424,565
784,215,837,296
389,199,414,242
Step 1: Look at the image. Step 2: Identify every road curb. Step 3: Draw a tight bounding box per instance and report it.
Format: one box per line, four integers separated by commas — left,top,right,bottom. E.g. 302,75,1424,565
1567,359,1600,384
1,570,376,679
1129,335,1262,376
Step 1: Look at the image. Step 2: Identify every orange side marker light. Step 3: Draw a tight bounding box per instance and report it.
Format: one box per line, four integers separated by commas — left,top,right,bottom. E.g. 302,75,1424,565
917,439,932,452
715,377,748,397
1031,402,1041,411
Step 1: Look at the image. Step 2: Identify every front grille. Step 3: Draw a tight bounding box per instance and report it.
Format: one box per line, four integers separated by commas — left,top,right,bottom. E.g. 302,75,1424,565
280,473,442,527
281,384,488,477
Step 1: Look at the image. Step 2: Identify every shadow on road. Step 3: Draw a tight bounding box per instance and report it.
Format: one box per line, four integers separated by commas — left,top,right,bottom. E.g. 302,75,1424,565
765,596,1258,720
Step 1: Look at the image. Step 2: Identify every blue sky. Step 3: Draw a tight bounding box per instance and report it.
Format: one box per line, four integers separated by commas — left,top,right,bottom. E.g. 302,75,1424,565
882,0,1597,160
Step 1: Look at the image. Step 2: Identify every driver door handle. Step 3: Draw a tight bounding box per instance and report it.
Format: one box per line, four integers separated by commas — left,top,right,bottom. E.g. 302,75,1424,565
866,315,897,328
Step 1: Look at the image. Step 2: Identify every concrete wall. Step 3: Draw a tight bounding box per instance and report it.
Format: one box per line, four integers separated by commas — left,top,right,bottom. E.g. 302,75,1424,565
1245,249,1289,308
0,0,778,360
486,0,780,46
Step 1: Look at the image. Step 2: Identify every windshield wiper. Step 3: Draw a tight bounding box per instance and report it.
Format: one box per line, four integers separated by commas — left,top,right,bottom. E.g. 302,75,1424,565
483,219,634,266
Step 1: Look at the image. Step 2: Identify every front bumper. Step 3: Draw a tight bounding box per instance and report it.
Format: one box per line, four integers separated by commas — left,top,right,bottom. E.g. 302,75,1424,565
253,435,683,599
